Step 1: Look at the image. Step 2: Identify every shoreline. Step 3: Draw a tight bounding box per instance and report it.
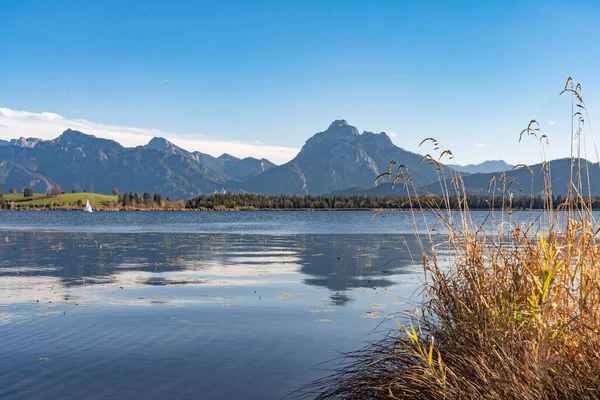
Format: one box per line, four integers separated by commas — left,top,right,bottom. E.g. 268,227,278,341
3,207,404,212
2,207,555,212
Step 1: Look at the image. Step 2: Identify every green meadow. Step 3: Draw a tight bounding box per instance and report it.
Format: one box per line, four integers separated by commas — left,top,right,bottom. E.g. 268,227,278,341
5,192,117,207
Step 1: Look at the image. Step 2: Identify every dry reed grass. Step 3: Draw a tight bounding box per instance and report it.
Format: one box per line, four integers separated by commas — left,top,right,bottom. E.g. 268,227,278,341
301,78,600,399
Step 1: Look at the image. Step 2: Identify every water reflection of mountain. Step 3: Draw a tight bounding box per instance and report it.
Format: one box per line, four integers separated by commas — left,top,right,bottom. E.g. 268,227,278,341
295,235,427,295
0,232,431,303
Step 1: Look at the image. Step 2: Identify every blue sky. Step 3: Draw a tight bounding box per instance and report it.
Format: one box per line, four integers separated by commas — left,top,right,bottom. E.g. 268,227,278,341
1,0,599,164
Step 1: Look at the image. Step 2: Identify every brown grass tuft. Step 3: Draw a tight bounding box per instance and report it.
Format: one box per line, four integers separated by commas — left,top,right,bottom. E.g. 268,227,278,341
301,79,600,399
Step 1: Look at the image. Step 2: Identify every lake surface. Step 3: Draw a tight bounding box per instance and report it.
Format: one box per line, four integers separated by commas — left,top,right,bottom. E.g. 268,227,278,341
0,209,558,234
0,210,540,399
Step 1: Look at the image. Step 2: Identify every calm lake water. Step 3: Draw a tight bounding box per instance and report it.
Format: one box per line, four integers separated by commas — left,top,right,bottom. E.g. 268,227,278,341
0,210,545,399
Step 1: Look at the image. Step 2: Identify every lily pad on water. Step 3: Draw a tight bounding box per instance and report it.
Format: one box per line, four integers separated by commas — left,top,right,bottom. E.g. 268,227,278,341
369,302,384,309
361,311,379,319
277,292,302,299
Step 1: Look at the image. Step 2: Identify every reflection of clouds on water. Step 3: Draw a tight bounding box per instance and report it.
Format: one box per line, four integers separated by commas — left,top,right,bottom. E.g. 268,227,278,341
0,275,65,305
110,269,284,289
0,233,433,321
180,258,301,277
219,250,299,256
0,313,12,325
0,266,58,273
0,269,273,317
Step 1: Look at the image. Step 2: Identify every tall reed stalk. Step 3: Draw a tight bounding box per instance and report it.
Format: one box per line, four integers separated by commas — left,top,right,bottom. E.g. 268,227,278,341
304,78,600,399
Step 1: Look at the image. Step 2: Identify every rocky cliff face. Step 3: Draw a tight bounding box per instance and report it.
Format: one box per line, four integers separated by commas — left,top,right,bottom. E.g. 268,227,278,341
10,137,44,148
0,160,53,193
223,157,276,181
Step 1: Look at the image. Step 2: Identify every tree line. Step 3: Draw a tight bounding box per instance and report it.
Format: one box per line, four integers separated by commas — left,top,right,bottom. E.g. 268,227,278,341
2,188,600,211
185,192,600,210
118,192,168,208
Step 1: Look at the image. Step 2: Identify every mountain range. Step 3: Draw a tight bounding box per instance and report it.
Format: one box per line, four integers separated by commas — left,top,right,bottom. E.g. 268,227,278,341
0,129,274,199
0,120,590,198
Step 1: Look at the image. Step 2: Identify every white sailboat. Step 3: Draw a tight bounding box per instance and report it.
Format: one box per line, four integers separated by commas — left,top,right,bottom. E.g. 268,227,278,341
84,200,93,213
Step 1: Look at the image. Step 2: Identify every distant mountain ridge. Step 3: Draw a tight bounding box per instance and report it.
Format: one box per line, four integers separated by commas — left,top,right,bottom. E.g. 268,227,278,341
0,121,587,199
340,158,600,197
0,121,446,198
440,158,600,197
0,129,275,199
454,160,513,174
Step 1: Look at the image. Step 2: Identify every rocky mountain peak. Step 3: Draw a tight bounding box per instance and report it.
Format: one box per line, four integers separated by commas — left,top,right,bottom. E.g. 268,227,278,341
298,120,363,158
324,119,359,137
329,119,348,128
218,153,240,163
360,131,394,148
10,137,43,148
61,129,89,139
146,137,176,152
53,129,122,151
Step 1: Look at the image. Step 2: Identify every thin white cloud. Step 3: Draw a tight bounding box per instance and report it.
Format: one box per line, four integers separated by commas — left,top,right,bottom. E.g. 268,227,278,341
549,120,556,125
0,107,299,164
157,78,174,84
474,142,488,148
388,131,397,138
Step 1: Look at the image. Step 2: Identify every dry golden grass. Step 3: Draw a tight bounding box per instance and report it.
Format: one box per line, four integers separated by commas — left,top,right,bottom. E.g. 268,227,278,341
302,78,600,399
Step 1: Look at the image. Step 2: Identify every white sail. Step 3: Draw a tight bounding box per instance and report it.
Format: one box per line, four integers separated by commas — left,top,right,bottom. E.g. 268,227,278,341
84,200,93,213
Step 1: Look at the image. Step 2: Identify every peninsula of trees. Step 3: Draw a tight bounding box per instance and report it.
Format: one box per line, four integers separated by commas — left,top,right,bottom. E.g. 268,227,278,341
3,187,600,211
